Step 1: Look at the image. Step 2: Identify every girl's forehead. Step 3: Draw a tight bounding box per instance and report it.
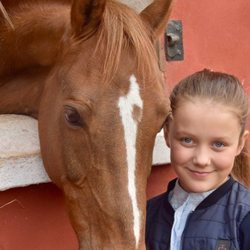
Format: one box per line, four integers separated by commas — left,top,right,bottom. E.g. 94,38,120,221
171,98,242,137
176,97,238,115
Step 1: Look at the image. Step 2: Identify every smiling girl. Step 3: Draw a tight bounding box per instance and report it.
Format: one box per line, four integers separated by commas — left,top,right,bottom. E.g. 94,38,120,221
146,69,250,250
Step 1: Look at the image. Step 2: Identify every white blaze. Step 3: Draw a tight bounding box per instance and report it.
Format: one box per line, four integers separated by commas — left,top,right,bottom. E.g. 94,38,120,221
118,74,143,248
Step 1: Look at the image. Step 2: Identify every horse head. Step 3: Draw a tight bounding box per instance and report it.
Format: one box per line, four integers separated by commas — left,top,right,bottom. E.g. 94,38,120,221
37,0,173,248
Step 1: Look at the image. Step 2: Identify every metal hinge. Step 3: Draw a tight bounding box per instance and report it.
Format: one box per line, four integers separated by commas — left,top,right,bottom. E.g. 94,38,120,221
165,20,184,61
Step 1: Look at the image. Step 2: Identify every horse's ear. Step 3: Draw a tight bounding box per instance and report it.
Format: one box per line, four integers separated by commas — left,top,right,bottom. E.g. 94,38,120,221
71,0,106,37
140,0,174,38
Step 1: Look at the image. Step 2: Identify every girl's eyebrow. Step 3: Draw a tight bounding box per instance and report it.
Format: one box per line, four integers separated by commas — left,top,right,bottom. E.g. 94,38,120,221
173,130,194,137
174,130,232,142
210,137,233,144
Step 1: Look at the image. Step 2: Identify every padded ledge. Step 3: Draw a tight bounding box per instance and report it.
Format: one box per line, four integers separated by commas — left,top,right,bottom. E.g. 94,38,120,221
0,115,170,191
119,0,152,12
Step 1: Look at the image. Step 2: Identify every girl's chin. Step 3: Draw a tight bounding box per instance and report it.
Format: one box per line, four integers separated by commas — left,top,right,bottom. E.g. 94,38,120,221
179,181,215,193
180,176,230,193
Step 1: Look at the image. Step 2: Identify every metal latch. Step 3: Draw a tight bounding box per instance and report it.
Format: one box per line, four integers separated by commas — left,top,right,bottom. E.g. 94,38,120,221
165,20,184,61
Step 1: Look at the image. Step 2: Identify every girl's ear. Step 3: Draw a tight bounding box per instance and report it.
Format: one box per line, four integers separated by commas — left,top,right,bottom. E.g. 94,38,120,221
163,116,172,148
237,130,249,155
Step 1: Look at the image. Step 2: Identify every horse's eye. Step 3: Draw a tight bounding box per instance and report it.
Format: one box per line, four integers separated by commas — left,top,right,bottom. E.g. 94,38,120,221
64,106,82,127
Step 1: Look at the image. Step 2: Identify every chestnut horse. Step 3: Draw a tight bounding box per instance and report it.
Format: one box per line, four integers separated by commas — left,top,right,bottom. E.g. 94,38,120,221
0,0,173,249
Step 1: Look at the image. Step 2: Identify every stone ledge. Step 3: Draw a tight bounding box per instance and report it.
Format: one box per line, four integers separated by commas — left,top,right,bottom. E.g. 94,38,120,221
0,115,170,191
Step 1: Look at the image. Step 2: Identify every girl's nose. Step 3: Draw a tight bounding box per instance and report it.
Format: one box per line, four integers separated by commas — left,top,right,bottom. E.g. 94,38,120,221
192,146,211,166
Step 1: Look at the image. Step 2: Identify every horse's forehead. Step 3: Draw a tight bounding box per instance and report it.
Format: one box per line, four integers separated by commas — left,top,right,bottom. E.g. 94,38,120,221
61,51,166,112
64,73,166,113
116,74,168,119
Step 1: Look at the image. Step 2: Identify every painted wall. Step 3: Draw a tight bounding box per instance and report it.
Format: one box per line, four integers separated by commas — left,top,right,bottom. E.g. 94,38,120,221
166,0,250,95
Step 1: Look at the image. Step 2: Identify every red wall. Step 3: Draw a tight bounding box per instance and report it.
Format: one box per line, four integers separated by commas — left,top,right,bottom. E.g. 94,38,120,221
0,184,78,250
166,0,250,94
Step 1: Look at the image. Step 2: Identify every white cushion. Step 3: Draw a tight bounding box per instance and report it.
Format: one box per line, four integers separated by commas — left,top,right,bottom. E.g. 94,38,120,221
0,115,50,191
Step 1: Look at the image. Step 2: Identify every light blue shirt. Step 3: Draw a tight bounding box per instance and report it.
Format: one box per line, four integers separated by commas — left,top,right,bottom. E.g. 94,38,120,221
169,181,214,250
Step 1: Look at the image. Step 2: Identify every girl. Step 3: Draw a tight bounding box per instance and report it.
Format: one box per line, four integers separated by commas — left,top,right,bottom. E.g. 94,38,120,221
146,69,250,250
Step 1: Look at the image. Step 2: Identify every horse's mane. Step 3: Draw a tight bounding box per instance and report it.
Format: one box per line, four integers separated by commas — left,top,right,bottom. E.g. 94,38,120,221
0,1,14,29
94,0,160,85
0,0,160,84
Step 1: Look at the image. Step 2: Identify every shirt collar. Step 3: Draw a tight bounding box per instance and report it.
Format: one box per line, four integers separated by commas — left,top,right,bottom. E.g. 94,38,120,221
169,180,214,210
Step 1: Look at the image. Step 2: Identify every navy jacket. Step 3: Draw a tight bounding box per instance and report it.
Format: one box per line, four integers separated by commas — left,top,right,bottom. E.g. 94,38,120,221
146,177,250,250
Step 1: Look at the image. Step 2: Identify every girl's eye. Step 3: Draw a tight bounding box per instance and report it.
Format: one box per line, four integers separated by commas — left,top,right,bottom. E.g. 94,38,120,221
213,141,225,149
181,137,193,145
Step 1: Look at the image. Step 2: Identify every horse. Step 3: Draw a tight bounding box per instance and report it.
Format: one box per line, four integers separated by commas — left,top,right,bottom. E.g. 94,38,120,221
0,0,173,249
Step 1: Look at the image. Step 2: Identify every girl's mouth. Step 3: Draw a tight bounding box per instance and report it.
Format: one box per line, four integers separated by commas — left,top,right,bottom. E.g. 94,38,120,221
189,169,212,177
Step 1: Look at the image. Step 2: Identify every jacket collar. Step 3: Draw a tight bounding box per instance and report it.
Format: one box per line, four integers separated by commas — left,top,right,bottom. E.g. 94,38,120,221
165,176,235,210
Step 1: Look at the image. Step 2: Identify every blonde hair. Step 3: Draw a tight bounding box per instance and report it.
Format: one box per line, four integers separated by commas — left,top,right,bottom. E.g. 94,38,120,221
170,69,250,186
